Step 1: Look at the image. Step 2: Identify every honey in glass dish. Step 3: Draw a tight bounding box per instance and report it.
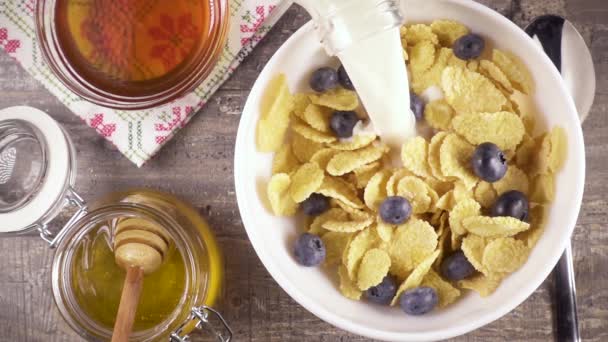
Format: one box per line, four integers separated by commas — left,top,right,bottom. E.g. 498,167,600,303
36,0,229,109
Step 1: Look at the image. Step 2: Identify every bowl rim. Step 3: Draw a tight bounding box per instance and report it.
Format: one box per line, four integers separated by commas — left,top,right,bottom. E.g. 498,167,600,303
234,1,586,340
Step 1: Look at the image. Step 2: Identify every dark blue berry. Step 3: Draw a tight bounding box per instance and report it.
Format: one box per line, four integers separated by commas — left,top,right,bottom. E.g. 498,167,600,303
410,91,425,121
379,196,412,225
471,142,508,182
440,251,476,281
491,190,530,221
337,65,355,90
300,194,330,216
294,233,326,267
365,276,397,305
330,111,360,138
310,67,339,92
453,33,485,60
399,287,438,315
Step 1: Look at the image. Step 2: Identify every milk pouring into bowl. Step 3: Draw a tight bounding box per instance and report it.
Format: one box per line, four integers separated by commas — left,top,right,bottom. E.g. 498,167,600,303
295,0,416,150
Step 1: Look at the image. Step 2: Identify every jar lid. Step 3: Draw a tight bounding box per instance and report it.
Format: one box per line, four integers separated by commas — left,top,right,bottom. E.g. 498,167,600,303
0,106,72,233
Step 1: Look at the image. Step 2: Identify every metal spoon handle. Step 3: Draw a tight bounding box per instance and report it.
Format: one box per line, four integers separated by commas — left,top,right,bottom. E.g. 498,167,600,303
554,244,580,342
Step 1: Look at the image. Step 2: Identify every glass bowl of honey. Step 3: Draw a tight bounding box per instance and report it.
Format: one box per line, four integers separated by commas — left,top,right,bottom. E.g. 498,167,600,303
0,106,231,341
35,0,229,110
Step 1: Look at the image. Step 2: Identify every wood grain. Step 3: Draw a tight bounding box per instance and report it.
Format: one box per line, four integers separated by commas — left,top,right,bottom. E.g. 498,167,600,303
0,1,606,341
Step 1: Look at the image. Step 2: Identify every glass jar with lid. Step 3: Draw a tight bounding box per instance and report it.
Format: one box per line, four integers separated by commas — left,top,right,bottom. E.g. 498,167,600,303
35,0,229,110
0,106,231,341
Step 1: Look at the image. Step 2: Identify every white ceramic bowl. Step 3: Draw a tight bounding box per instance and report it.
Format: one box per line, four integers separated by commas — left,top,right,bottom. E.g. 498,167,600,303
234,0,585,340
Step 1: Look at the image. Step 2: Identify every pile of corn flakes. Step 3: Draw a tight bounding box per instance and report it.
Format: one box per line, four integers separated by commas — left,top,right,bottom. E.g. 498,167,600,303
256,19,567,310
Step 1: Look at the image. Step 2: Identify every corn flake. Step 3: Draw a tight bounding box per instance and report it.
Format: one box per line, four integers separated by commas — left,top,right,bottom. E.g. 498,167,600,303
479,60,514,92
440,134,477,189
257,74,294,152
425,100,455,132
386,169,414,196
392,250,440,305
461,234,489,274
309,208,349,235
458,273,502,297
364,169,392,210
318,176,364,209
322,232,353,267
401,136,433,179
493,165,529,196
449,198,481,236
431,20,469,46
409,41,436,73
530,173,555,204
292,119,336,144
397,176,432,214
330,134,377,151
327,145,385,176
310,148,339,170
463,216,530,237
441,66,507,114
267,173,298,216
302,103,332,132
482,237,529,273
289,163,325,203
404,24,439,46
344,228,379,279
421,270,461,307
388,219,438,278
492,49,534,94
354,161,383,189
272,143,300,174
309,87,359,111
291,132,324,162
451,111,525,151
474,181,497,208
357,248,391,290
338,265,362,300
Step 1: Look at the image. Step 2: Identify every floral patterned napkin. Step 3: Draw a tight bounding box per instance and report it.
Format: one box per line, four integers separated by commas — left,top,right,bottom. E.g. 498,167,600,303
0,0,291,166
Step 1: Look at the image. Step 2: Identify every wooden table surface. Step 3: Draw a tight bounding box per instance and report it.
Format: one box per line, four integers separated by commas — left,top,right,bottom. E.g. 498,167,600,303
0,0,606,341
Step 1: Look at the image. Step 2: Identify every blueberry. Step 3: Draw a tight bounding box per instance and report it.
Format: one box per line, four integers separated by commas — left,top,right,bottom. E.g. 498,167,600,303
491,190,530,221
470,142,508,182
453,33,485,60
440,251,476,281
365,276,397,305
399,287,438,316
337,65,355,90
379,196,412,225
310,67,339,92
294,233,326,267
300,193,330,216
410,91,425,121
330,111,360,138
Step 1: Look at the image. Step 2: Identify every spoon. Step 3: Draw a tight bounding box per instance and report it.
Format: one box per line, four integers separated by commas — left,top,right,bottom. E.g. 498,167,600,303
525,15,596,342
111,218,171,342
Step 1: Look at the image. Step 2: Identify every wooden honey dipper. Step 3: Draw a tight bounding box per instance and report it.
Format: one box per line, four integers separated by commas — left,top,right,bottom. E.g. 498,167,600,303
111,217,171,342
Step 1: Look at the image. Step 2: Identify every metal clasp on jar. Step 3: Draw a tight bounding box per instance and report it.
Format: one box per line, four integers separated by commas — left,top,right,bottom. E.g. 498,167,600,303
170,306,233,342
38,186,88,248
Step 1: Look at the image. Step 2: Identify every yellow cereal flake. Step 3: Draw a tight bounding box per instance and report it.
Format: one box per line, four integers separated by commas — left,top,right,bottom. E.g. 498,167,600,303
397,176,432,214
453,181,474,202
493,165,529,196
549,127,568,173
292,119,337,144
310,148,339,170
353,161,383,189
391,250,440,305
302,103,332,132
461,234,489,274
426,178,453,197
431,20,469,46
322,232,353,267
462,216,530,237
474,181,497,208
309,87,359,111
402,47,409,61
467,60,479,72
441,66,507,114
492,49,534,94
376,220,395,242
322,215,374,233
388,219,438,278
516,205,547,248
451,111,525,151
327,145,386,176
272,143,300,174
332,199,372,220
344,228,379,279
364,169,392,210
428,132,449,180
338,265,362,300
289,163,325,203
409,41,436,73
318,176,364,209
257,74,295,152
292,93,311,119
291,132,324,162
530,173,555,204
410,47,452,93
404,24,439,46
421,270,461,307
267,173,298,216
447,53,467,69
436,191,454,211
439,134,477,189
401,136,433,179
482,237,529,274
330,134,377,151
458,273,502,297
515,134,537,172
479,60,514,92
309,208,349,235
449,198,481,236
425,100,455,132
386,169,413,196
357,248,391,290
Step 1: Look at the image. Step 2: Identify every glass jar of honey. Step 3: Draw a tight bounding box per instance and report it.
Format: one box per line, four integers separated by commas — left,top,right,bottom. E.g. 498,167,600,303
0,106,231,341
35,0,229,110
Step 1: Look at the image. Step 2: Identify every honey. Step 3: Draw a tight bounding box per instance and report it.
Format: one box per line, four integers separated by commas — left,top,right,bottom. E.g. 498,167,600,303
67,189,224,335
53,0,222,98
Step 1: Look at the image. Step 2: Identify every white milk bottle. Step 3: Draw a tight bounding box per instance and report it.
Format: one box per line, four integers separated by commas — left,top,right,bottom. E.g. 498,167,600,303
294,0,416,150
